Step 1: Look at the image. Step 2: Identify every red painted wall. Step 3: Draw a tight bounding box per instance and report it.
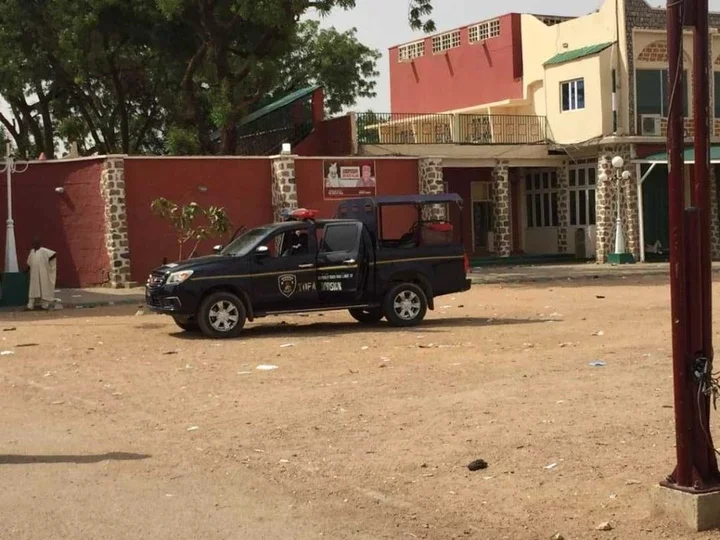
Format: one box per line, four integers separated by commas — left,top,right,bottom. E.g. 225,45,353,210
124,158,273,282
389,14,523,113
0,159,108,287
295,115,353,156
295,158,419,238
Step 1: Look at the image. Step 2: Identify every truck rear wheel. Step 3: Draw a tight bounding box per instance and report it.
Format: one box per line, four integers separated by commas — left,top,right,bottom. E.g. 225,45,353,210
349,307,384,324
197,292,247,339
383,283,428,327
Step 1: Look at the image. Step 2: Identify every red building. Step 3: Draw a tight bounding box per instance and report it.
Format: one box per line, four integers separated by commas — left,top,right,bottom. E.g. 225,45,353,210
389,14,524,114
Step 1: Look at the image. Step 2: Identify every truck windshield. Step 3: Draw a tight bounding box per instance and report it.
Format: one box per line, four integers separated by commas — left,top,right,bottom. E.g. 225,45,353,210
221,227,270,257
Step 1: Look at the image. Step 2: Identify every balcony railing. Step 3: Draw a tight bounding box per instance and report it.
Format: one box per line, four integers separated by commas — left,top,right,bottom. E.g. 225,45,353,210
356,112,548,145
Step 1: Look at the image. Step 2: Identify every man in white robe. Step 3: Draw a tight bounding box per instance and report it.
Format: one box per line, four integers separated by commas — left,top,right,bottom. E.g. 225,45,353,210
26,238,57,310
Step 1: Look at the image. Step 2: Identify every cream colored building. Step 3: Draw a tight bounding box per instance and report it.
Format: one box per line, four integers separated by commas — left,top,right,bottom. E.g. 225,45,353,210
351,0,720,262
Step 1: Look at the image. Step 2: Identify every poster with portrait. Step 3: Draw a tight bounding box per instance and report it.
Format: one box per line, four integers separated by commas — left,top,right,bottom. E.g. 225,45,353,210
323,160,377,200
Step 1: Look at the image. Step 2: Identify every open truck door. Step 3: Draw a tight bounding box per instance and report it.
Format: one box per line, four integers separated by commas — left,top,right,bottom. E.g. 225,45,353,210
316,222,367,304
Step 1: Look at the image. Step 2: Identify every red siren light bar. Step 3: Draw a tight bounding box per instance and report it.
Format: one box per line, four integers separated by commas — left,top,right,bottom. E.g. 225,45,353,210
287,208,319,221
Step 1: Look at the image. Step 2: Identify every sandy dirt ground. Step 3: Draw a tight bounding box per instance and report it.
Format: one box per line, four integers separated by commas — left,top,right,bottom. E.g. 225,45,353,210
1,278,720,540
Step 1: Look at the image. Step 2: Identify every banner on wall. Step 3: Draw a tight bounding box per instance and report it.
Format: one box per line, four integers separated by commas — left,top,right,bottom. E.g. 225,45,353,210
323,159,377,200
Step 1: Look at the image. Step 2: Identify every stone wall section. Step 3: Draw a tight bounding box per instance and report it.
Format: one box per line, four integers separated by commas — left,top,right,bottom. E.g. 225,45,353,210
101,157,132,287
270,156,298,223
492,162,511,257
418,157,447,221
556,163,569,254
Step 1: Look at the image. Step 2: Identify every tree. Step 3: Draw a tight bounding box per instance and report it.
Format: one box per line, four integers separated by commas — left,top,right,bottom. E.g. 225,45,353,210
0,0,434,157
0,0,176,156
261,21,380,116
151,198,234,260
159,0,434,155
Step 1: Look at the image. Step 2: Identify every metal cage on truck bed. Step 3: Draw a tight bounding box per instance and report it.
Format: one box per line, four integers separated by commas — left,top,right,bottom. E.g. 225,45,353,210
334,194,464,245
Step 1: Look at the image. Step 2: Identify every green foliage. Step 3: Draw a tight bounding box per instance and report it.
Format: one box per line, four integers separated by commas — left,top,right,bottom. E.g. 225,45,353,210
0,0,434,156
264,20,381,115
151,198,233,260
165,126,202,156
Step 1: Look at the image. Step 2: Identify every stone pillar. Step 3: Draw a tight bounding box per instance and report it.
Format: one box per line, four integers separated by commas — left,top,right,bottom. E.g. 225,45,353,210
271,155,298,223
556,163,569,254
418,157,446,221
710,166,720,260
596,145,639,263
492,162,511,257
101,157,132,287
624,166,641,261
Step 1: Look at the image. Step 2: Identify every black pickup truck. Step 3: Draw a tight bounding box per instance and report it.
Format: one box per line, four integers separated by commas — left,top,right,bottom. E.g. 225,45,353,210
146,194,472,338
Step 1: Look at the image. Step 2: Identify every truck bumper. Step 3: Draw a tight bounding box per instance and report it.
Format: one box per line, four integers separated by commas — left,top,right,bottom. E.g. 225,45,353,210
145,286,196,315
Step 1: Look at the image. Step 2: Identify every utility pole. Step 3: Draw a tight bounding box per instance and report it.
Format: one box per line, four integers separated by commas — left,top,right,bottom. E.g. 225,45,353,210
663,0,720,492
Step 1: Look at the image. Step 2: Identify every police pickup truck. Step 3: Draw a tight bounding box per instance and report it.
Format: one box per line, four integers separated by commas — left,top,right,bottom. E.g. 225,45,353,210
146,194,472,338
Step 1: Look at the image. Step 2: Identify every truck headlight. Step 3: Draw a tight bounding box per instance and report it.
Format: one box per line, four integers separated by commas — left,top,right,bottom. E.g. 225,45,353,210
166,270,194,285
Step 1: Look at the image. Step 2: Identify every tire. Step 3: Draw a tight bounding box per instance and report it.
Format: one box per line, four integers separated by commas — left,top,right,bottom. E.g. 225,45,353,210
172,316,200,332
197,292,247,339
383,283,428,328
349,307,384,324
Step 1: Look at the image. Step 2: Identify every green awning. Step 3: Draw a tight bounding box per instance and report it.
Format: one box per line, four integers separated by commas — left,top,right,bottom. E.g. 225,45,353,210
544,42,614,66
638,146,720,164
239,85,320,127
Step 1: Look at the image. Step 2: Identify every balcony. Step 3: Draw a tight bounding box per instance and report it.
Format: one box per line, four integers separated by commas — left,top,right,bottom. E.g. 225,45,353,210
356,112,548,146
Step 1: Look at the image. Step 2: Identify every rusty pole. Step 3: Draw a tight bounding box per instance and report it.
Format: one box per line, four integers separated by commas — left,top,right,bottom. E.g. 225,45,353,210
666,0,692,488
664,0,720,491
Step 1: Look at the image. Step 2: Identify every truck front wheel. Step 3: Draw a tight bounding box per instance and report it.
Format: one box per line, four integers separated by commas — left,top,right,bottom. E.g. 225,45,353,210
197,292,247,339
383,283,428,327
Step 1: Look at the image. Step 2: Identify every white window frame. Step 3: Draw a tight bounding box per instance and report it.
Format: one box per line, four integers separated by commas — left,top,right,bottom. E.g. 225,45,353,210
398,40,425,62
560,78,585,112
525,170,559,229
468,19,501,44
432,30,461,54
568,164,597,227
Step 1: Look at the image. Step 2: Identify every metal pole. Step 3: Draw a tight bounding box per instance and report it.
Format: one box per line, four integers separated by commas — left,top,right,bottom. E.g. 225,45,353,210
663,0,720,492
666,0,692,488
4,142,18,273
690,0,720,486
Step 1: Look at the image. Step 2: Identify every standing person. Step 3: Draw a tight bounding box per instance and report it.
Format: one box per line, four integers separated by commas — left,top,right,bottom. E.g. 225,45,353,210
26,238,57,310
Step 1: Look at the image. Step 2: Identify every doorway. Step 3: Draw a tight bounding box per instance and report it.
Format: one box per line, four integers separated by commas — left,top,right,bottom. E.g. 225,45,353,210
471,182,493,254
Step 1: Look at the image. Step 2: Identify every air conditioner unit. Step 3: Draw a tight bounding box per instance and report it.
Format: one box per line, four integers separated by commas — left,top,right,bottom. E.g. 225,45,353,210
640,114,662,136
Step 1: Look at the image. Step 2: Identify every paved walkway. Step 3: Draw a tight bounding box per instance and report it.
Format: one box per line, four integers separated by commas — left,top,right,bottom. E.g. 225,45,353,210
26,262,719,309
469,262,720,284
54,287,144,308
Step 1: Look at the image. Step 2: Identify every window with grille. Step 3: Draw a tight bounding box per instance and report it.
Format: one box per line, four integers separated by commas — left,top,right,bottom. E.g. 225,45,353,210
568,165,597,227
432,30,461,53
468,19,501,44
398,41,425,62
525,171,559,228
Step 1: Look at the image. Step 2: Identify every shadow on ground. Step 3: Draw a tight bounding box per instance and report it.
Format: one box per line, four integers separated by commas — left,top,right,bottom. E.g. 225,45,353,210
169,316,551,340
0,452,151,465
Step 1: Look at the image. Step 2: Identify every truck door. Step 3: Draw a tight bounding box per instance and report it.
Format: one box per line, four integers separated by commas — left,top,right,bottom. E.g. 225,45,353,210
251,226,319,312
316,222,366,304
